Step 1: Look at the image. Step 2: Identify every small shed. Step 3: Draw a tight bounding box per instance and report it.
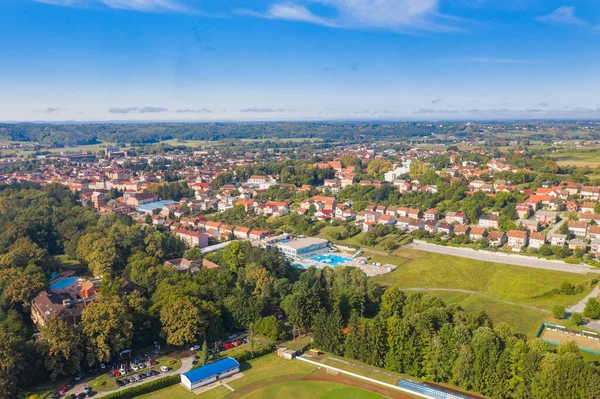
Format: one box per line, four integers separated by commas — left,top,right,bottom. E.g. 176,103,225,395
180,357,240,390
276,347,297,360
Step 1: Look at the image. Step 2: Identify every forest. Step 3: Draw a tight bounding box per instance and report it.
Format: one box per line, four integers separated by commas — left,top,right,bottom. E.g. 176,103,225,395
0,122,440,146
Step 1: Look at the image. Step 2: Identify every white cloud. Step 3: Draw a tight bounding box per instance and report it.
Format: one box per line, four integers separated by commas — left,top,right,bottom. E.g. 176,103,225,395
459,56,547,65
34,0,193,13
240,0,461,33
537,6,600,32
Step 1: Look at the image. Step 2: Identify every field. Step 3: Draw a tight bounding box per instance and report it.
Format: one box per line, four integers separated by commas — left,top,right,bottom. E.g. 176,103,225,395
240,381,387,399
541,328,600,352
160,137,322,148
136,353,413,399
371,249,596,337
375,250,594,310
549,150,600,167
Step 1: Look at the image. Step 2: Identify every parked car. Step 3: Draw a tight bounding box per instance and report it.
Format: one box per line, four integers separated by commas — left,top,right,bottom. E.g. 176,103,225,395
228,334,238,339
74,373,84,381
122,378,130,384
100,363,106,369
59,384,69,394
151,370,160,376
191,344,200,351
150,359,157,366
52,393,61,399
84,386,92,394
77,393,87,399
131,364,139,371
116,380,124,387
145,361,152,367
145,371,152,377
160,366,169,373
119,368,126,375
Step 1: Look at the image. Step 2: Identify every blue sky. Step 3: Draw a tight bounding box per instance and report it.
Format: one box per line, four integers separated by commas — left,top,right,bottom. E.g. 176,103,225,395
1,0,599,121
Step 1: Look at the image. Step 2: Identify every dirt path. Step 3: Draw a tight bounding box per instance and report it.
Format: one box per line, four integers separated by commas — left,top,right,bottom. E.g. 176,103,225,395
223,370,413,399
400,287,551,314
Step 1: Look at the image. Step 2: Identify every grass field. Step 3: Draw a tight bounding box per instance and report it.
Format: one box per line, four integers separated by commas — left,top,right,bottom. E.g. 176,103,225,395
374,251,594,311
550,151,600,167
137,354,318,399
240,381,387,399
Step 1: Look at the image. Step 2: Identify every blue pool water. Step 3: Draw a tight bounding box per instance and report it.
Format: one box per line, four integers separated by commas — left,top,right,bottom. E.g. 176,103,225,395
310,254,352,266
50,277,78,290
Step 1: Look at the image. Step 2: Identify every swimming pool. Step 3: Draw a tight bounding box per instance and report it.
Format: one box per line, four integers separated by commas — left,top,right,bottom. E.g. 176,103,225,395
310,254,353,266
50,277,78,290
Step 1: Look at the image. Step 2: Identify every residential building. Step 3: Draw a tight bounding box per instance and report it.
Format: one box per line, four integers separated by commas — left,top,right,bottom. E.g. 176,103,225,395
478,215,499,229
529,232,546,249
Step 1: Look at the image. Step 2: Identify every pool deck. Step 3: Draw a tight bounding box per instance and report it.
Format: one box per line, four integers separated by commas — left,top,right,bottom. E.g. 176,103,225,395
301,252,396,277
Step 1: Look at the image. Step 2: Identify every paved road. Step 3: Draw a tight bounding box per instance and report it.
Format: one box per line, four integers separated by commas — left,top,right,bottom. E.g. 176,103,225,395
406,241,600,275
547,218,566,237
400,287,550,313
567,285,600,315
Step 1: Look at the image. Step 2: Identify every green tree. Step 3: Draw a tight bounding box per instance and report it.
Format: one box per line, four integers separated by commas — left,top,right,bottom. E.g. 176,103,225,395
82,295,133,365
38,318,85,380
367,159,393,176
85,237,118,277
199,340,208,366
571,312,584,326
160,298,202,346
183,246,202,260
584,298,600,319
552,305,566,319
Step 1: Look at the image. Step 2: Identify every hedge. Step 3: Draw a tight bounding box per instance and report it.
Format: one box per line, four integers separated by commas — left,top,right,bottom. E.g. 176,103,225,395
102,374,180,399
231,343,275,363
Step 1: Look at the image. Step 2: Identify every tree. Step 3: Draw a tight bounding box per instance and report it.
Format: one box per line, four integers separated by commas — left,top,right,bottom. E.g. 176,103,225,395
221,241,248,273
255,315,286,341
552,305,566,319
281,291,319,333
367,159,393,176
199,340,208,366
82,295,133,365
0,329,28,398
85,237,118,277
160,298,202,346
183,246,202,260
38,318,85,380
583,298,600,319
452,345,475,390
344,311,362,360
571,312,584,326
380,288,406,318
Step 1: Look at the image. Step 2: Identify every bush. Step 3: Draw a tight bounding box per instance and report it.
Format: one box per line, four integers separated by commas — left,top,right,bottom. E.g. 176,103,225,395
231,343,275,363
571,312,584,326
103,375,180,399
552,305,566,319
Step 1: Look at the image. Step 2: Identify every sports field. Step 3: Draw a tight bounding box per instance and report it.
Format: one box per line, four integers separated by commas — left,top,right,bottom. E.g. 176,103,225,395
541,328,600,352
240,380,387,398
137,354,414,399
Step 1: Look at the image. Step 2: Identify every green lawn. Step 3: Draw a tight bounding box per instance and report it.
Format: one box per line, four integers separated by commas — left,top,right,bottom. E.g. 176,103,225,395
549,151,600,167
240,381,387,399
138,354,318,399
374,251,595,311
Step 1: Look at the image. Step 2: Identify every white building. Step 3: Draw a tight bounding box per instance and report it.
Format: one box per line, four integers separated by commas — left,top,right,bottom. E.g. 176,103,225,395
276,237,329,260
180,357,239,390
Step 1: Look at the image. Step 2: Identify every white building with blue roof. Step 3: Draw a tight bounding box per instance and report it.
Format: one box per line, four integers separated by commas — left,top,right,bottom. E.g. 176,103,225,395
180,357,240,390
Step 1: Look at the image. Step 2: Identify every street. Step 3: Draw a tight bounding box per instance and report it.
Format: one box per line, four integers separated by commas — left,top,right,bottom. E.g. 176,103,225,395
406,241,600,275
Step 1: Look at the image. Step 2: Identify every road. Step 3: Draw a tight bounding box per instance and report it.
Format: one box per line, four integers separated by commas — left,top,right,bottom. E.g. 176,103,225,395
567,285,600,314
400,287,550,313
406,241,600,275
547,218,566,237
